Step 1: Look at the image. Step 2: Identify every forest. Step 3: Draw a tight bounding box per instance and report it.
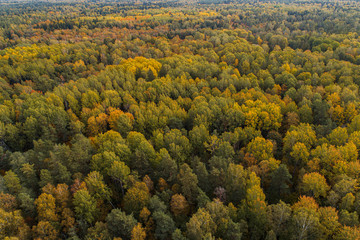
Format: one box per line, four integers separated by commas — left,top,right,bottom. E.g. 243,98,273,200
0,0,360,239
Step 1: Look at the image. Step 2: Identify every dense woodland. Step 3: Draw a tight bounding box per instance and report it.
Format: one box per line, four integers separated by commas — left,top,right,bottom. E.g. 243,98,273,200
1,0,360,239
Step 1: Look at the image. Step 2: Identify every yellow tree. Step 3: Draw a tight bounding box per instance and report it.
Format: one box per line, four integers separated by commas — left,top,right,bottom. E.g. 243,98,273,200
292,196,320,240
246,137,274,162
32,221,58,240
301,172,330,199
170,194,190,216
108,108,134,137
246,172,267,239
123,182,150,215
319,206,340,238
0,209,30,239
34,193,58,222
131,223,146,240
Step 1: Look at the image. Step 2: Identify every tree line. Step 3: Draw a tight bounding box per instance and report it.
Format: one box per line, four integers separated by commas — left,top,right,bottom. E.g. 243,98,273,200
1,1,360,239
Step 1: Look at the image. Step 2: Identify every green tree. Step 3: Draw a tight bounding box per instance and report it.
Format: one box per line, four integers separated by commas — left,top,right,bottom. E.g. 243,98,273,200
108,160,130,196
106,209,137,240
186,208,216,240
225,163,247,204
155,148,178,182
73,189,98,224
268,164,292,203
267,201,291,237
177,164,199,203
153,211,176,240
85,171,112,201
292,196,320,240
3,170,21,194
290,142,310,168
91,151,120,176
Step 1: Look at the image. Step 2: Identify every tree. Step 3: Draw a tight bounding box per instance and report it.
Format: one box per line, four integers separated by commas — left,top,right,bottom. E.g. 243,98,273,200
3,170,21,194
34,193,58,222
73,189,97,224
267,201,291,237
0,208,30,239
334,226,360,240
108,109,134,137
149,195,167,213
339,210,359,227
163,129,192,164
85,221,111,240
344,103,357,124
123,182,150,215
39,169,53,188
340,193,355,211
17,192,35,217
339,142,358,162
268,164,292,203
319,206,340,239
170,194,190,216
91,151,120,176
131,223,146,240
108,160,130,196
301,172,330,199
290,142,310,168
53,183,71,208
245,172,268,239
283,124,316,155
20,163,37,189
292,196,320,240
127,131,156,173
204,199,242,239
81,90,100,109
177,164,199,203
153,211,176,240
312,96,330,125
155,148,178,182
247,137,274,162
69,133,93,174
298,105,313,124
265,230,277,240
328,127,348,146
0,193,17,212
60,207,75,235
106,209,137,240
85,171,112,201
172,229,187,240
225,163,247,204
186,208,216,240
189,124,209,155
32,221,58,240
